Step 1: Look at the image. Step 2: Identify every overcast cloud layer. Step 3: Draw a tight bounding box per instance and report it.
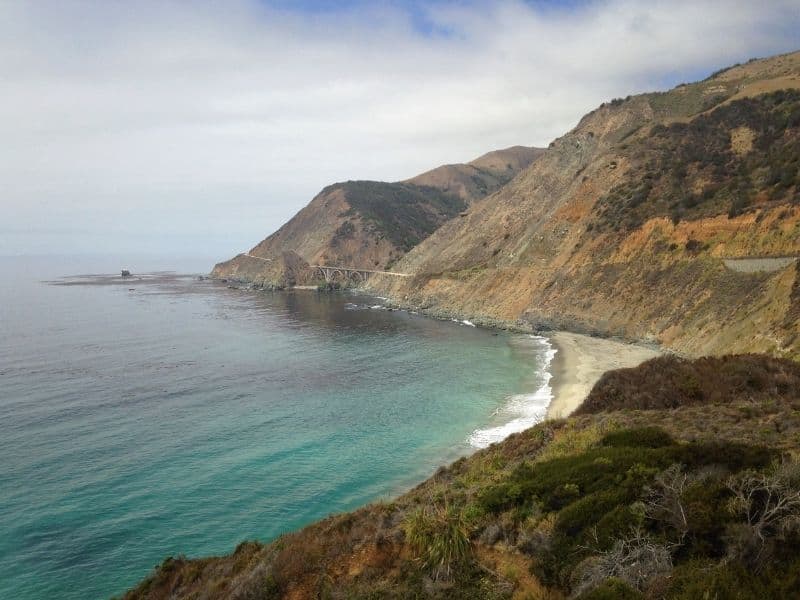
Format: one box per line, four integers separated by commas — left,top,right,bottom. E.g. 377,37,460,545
2,0,799,258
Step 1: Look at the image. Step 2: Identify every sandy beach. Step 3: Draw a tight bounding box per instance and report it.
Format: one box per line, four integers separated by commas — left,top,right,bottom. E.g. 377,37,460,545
546,331,662,419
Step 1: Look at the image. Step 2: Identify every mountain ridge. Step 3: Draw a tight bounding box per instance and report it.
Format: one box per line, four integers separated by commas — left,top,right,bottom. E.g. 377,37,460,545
367,50,800,360
210,146,544,285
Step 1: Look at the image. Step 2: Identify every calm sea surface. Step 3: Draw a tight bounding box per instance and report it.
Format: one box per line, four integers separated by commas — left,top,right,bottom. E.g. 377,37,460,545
0,256,552,599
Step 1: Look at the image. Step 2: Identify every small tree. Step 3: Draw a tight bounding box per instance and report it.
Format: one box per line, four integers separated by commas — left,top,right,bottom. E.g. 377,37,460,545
726,459,800,564
573,528,672,597
644,464,690,542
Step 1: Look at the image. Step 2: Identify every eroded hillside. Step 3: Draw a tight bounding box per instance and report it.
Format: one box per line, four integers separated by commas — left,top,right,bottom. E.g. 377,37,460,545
371,51,800,359
211,146,543,285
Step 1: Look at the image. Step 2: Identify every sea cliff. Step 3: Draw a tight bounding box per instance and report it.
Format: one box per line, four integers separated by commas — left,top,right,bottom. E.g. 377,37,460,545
125,51,800,599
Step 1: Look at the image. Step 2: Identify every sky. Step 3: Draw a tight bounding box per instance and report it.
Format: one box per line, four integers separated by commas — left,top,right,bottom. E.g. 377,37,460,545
2,1,799,259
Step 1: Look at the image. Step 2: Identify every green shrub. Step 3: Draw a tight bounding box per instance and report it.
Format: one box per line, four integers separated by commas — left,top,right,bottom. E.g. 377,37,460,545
333,181,466,251
667,561,771,599
556,489,632,538
578,578,643,599
602,427,675,448
678,480,734,559
404,503,471,580
491,425,782,591
674,441,775,472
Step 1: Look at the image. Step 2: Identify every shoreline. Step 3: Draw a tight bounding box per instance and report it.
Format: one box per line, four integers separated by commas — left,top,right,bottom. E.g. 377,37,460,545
216,278,665,426
465,331,662,449
216,278,664,426
545,331,663,419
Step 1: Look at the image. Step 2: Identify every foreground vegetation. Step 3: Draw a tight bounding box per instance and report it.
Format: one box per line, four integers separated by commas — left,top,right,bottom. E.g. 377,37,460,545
121,354,800,599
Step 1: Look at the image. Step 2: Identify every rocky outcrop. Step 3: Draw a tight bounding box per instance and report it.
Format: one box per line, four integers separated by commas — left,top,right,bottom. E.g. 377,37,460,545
211,250,312,289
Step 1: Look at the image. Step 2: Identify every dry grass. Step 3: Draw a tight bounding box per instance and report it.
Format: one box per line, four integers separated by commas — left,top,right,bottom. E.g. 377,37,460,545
404,503,471,579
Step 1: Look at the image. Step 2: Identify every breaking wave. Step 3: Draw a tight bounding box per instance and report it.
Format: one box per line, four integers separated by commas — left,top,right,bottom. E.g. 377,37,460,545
467,335,557,449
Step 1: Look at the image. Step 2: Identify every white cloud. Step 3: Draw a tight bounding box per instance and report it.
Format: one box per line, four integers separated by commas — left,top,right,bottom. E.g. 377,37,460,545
1,0,798,257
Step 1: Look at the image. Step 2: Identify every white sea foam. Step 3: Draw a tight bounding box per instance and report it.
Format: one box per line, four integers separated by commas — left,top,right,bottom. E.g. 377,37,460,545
449,318,476,327
467,335,557,449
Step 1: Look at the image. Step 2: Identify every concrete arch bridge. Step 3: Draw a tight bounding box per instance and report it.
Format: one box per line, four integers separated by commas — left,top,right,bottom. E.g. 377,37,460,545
310,265,410,283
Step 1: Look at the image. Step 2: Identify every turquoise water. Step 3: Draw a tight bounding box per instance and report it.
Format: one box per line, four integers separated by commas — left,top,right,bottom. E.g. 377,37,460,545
0,256,551,599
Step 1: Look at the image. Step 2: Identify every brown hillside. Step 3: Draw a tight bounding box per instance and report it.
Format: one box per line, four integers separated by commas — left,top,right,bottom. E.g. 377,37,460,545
209,251,311,289
370,51,800,360
576,354,800,414
211,146,544,283
406,146,545,202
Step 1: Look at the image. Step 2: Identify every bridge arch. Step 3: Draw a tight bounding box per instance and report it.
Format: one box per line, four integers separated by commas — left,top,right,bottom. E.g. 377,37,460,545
309,264,410,284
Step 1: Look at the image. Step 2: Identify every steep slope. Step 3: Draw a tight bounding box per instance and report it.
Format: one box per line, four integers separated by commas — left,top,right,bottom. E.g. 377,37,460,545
122,355,800,599
406,146,545,203
372,51,800,360
129,51,800,599
208,251,312,290
211,146,544,282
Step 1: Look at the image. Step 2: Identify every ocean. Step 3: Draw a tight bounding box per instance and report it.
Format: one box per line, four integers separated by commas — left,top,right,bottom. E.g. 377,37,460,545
0,255,553,599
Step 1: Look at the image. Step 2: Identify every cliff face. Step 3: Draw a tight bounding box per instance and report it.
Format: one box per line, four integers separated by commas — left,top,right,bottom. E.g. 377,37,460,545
209,251,311,289
369,51,800,360
211,146,544,282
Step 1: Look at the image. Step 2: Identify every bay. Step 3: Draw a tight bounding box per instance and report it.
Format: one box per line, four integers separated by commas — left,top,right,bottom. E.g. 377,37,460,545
0,256,551,599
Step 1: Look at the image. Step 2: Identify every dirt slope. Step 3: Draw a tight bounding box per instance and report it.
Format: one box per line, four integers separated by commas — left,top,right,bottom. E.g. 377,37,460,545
371,51,800,360
211,146,544,282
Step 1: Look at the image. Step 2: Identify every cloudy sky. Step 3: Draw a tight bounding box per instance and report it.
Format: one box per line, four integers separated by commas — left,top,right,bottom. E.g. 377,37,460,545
2,0,799,259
